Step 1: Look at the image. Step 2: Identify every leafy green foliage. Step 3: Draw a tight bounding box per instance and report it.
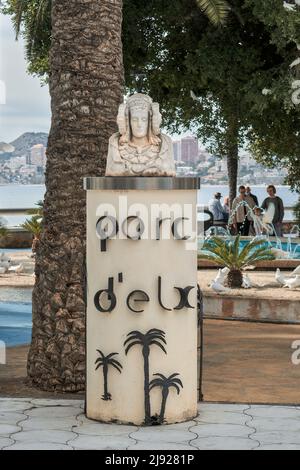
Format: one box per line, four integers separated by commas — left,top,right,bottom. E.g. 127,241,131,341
196,0,231,26
294,198,300,224
21,200,43,236
0,218,8,237
198,235,275,269
1,0,51,80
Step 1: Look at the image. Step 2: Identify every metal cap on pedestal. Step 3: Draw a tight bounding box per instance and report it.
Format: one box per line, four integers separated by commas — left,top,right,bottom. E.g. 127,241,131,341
83,177,200,191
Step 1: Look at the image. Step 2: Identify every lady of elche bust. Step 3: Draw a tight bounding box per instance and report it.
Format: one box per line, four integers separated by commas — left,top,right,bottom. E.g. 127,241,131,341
105,93,176,177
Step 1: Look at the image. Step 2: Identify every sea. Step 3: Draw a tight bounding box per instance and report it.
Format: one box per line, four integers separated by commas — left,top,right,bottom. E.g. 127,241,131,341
0,183,298,226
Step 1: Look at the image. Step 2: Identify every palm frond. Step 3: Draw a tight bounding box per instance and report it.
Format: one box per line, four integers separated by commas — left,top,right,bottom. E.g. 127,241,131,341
169,378,183,388
109,358,123,369
124,340,142,355
110,362,122,373
147,328,165,336
148,340,167,354
196,0,231,26
199,236,275,269
96,349,105,358
170,383,181,394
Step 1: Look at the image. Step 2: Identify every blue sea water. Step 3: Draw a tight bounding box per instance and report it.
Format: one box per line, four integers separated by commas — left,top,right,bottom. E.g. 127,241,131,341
0,288,32,347
0,184,298,226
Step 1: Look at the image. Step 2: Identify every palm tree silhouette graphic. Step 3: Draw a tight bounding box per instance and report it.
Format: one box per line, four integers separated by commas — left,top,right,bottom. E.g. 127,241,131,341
124,329,167,424
150,373,183,423
95,350,122,401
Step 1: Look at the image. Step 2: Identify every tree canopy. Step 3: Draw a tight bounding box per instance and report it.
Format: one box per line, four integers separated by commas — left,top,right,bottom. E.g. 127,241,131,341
123,0,300,199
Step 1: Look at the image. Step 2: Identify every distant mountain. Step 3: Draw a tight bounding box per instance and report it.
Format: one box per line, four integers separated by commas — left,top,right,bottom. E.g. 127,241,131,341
9,132,48,158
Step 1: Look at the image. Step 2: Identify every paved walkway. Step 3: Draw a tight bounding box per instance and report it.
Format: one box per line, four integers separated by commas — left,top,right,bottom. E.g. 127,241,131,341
1,398,300,450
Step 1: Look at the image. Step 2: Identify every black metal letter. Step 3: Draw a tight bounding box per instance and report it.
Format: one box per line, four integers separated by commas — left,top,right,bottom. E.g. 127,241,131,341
126,290,150,313
158,276,172,311
173,286,195,310
96,215,118,252
122,216,145,240
171,217,191,240
94,277,116,312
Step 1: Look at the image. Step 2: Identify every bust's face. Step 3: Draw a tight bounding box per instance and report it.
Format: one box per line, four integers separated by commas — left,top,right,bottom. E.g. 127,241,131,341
130,108,149,139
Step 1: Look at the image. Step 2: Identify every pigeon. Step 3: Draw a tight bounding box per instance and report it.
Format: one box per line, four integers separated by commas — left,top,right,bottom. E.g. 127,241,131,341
292,265,300,276
283,275,300,289
275,268,287,286
8,263,24,274
0,261,10,270
213,269,226,285
242,274,252,289
211,280,230,294
221,267,230,275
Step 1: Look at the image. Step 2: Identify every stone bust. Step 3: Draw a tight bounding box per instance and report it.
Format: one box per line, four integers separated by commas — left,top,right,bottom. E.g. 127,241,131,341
105,93,176,176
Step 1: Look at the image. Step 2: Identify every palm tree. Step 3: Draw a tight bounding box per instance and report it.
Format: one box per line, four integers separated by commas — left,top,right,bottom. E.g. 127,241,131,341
124,328,167,424
21,201,44,253
196,0,231,26
95,350,122,401
199,235,275,287
2,0,51,78
26,0,124,392
149,373,183,423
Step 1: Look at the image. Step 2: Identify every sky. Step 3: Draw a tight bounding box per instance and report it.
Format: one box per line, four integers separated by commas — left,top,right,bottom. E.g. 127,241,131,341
0,13,51,143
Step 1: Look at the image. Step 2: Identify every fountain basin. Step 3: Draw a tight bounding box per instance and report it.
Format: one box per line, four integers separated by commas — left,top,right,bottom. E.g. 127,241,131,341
198,270,300,324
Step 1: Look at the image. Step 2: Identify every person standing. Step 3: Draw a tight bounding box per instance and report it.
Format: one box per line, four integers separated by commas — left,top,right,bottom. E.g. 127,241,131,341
231,185,255,235
223,196,230,218
209,192,228,223
245,185,259,207
261,185,284,237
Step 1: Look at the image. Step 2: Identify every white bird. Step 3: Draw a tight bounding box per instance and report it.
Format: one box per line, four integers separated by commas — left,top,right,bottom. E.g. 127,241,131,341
213,269,226,285
211,280,230,294
275,268,287,286
0,253,11,263
0,261,10,270
283,275,300,289
292,265,300,276
0,266,6,274
8,263,24,274
221,267,230,275
242,274,252,289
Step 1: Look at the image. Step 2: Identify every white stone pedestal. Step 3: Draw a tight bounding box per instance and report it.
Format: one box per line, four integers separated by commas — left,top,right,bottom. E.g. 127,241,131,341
84,177,200,425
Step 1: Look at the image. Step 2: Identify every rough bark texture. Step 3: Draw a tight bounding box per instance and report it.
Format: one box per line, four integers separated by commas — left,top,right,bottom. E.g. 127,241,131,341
225,116,239,208
27,0,124,391
227,270,243,288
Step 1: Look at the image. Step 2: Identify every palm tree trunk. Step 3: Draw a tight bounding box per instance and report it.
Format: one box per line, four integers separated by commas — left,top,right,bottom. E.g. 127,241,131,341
27,0,124,391
159,389,169,423
103,364,109,399
143,349,151,423
225,114,239,208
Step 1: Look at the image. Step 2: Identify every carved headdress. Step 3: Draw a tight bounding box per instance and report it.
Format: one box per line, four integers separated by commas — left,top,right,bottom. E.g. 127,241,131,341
117,93,162,145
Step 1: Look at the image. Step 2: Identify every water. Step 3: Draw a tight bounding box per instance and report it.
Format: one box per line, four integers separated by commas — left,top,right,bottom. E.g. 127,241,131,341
0,184,298,227
0,288,32,347
199,238,300,259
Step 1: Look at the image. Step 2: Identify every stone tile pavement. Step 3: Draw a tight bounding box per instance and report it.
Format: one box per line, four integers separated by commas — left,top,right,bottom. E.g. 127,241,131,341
1,398,300,450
